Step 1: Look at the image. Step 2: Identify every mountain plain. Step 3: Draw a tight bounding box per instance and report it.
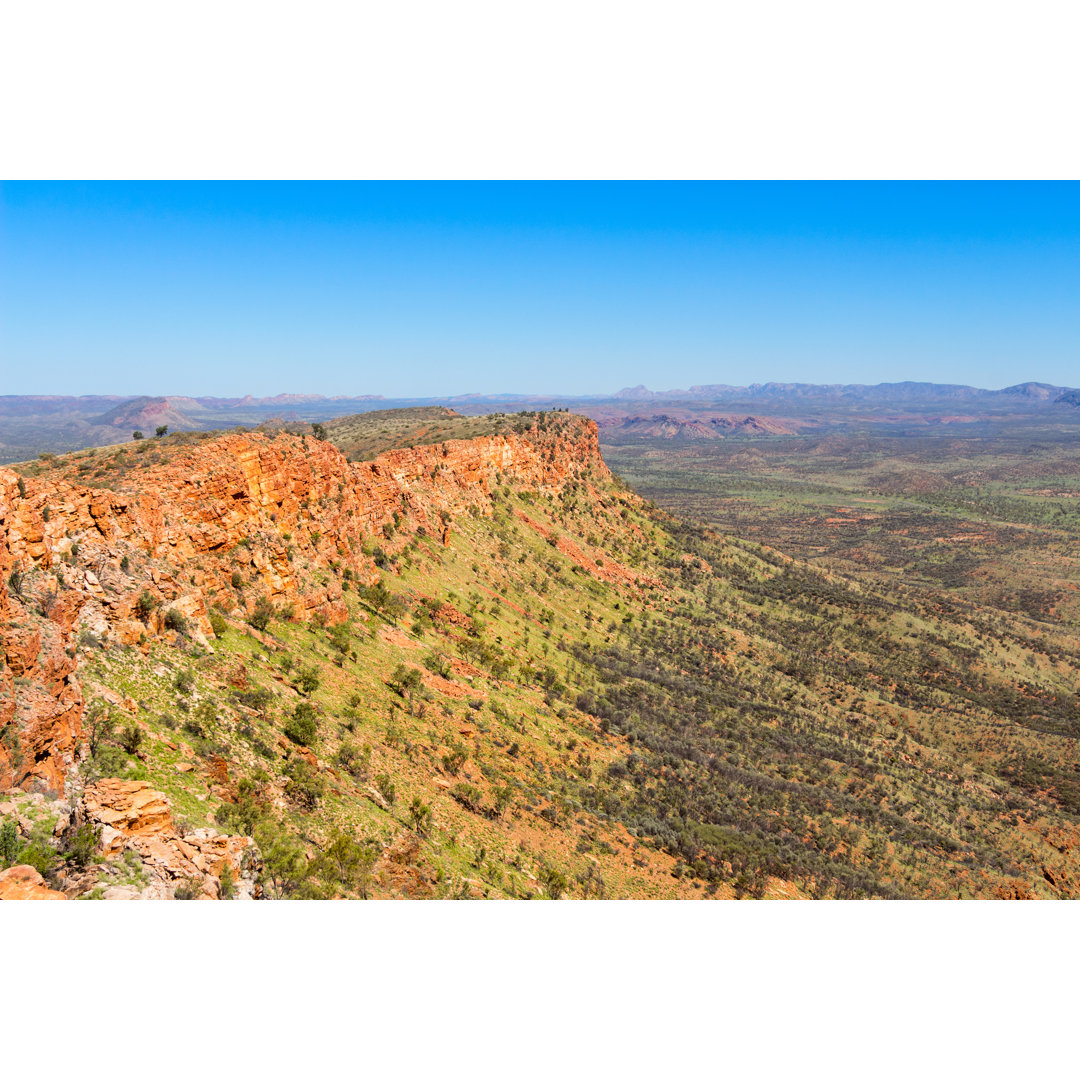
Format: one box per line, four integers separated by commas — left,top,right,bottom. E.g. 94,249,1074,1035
3,380,1079,464
3,404,1080,899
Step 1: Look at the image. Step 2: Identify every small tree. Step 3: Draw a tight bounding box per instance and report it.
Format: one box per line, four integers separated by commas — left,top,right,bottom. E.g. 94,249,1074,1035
132,430,144,440
423,651,452,678
314,831,377,897
219,859,236,900
389,664,423,698
440,742,467,776
493,784,515,818
311,422,327,440
84,699,115,757
249,596,274,631
255,821,307,899
120,721,144,755
155,425,168,437
374,773,397,806
408,796,432,836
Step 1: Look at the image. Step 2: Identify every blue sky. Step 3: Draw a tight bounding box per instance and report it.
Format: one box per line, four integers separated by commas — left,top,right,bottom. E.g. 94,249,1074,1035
2,181,1078,397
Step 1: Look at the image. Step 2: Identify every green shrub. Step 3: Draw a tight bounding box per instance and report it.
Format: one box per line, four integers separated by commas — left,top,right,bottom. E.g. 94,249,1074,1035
87,745,128,781
284,758,325,810
135,590,158,621
215,779,267,836
17,839,58,877
296,664,321,694
174,877,201,899
538,862,568,899
335,740,371,781
61,822,101,868
208,610,228,637
0,819,19,867
451,782,484,813
284,702,318,747
329,622,352,653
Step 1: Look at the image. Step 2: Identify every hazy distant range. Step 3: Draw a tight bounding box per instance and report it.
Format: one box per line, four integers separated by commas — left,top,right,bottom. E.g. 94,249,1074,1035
3,381,1079,464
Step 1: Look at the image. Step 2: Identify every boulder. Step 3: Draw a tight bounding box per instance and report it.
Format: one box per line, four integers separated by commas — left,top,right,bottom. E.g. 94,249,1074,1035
0,864,67,901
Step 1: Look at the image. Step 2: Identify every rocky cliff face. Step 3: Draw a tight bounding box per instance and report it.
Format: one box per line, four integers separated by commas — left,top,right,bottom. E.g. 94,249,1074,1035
0,416,610,793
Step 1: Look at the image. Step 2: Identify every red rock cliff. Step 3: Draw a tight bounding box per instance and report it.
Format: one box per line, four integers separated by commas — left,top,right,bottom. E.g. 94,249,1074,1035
0,417,609,792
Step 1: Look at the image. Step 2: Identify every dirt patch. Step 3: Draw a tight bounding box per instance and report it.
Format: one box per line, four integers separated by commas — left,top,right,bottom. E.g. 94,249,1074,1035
422,671,473,698
380,625,421,650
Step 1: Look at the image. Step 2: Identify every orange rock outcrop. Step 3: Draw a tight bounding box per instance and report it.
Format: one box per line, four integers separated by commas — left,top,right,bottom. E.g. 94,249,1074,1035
81,779,256,899
0,418,611,792
0,864,67,901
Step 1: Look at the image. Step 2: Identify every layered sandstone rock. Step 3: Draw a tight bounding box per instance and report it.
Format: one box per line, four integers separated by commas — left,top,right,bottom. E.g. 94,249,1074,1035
81,779,257,900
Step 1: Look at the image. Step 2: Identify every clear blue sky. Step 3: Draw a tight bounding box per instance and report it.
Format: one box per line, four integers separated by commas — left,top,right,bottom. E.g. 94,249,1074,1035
2,182,1078,397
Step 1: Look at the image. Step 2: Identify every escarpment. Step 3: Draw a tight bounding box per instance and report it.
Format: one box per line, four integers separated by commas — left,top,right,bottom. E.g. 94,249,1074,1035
0,415,613,792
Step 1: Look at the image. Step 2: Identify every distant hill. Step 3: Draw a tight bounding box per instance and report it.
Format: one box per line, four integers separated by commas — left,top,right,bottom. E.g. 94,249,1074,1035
600,413,806,441
615,380,1078,404
92,396,202,432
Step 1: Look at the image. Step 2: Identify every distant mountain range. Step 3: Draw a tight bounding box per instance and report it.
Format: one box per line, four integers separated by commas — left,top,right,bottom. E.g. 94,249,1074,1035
1,381,1078,463
613,380,1076,403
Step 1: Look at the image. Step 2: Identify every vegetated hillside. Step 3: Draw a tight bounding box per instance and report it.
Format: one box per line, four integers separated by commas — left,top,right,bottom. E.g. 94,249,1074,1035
324,407,529,461
3,412,1080,900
